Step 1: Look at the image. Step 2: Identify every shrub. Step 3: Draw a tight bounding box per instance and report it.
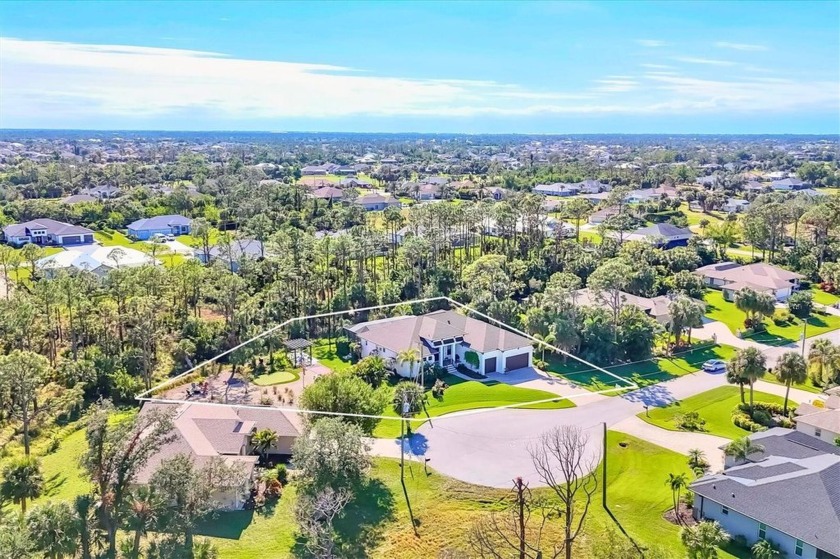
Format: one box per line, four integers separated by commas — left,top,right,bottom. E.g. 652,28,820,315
533,358,548,370
259,395,273,406
335,337,351,357
751,409,773,427
276,464,289,485
772,309,792,325
464,350,480,368
431,378,448,398
675,411,706,432
732,412,765,432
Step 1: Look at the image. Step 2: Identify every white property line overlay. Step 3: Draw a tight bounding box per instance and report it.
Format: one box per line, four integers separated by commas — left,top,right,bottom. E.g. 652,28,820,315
137,297,639,422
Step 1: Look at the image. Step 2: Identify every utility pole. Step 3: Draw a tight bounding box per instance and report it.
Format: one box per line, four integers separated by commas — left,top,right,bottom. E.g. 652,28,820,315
602,422,607,509
801,317,808,357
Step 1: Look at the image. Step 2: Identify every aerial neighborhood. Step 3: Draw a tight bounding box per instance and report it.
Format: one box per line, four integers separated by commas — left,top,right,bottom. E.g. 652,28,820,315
0,130,838,559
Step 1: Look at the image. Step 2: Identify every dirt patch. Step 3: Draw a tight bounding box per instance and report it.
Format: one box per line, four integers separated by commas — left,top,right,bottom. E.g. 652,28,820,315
663,503,696,526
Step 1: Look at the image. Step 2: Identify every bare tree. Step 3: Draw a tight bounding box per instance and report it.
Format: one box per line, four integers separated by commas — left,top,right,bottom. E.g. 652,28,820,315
295,486,352,559
468,477,561,559
529,425,599,559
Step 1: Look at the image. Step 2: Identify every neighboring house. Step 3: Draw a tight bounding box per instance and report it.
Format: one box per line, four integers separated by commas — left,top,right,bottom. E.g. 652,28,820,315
571,288,676,325
60,193,98,205
416,183,442,200
578,179,611,194
625,189,660,204
623,223,693,249
354,193,400,211
798,188,828,198
691,428,840,559
723,198,750,213
744,180,768,192
136,402,302,510
588,207,619,224
311,186,345,201
127,215,192,240
346,310,533,377
772,178,807,191
37,246,159,278
339,177,373,188
195,239,265,272
301,164,338,176
485,186,507,200
795,394,840,444
533,183,579,197
335,165,357,176
2,218,95,246
87,184,120,199
694,262,804,301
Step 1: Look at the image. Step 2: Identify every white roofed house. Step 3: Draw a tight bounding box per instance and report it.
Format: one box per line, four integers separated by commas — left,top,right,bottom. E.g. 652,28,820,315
346,310,533,377
795,394,840,445
694,262,804,302
36,245,159,278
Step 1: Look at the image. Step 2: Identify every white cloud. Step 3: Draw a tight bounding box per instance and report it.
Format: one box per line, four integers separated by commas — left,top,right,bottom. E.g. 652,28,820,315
0,37,836,125
636,39,667,47
672,56,737,66
715,41,769,52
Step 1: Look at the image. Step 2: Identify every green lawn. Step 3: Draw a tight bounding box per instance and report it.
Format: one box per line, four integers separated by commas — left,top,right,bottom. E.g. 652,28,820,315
312,339,353,372
373,374,575,438
758,370,824,394
36,428,93,503
200,433,729,558
545,344,738,391
253,370,300,386
637,386,788,439
704,289,840,344
95,230,187,267
811,286,840,306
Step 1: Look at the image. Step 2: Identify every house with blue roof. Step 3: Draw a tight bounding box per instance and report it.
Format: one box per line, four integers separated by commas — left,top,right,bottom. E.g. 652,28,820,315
127,215,192,240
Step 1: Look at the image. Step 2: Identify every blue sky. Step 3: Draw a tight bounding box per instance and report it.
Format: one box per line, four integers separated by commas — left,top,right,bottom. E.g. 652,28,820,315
1,1,838,133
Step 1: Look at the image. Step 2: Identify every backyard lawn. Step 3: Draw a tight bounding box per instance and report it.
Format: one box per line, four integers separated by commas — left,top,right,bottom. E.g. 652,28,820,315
544,344,738,391
704,289,840,344
96,230,187,267
312,339,353,372
372,374,574,438
637,385,789,439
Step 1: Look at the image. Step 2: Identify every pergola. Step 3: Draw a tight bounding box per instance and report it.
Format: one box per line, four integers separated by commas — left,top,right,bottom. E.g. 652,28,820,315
283,338,313,366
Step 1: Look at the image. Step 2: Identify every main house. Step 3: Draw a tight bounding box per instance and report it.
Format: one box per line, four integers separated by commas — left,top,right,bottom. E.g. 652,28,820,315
691,428,840,559
694,262,804,302
571,288,676,326
127,215,192,240
346,310,534,377
2,218,94,246
137,402,301,510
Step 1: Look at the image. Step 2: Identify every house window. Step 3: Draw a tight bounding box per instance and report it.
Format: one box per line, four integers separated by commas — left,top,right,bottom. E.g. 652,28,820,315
721,506,729,516
795,540,803,557
815,428,822,438
758,523,766,539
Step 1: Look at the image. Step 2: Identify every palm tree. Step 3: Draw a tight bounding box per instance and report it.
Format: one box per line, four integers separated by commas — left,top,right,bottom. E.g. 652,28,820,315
807,339,838,386
726,353,748,404
125,486,162,559
1,456,44,514
669,295,705,347
774,351,807,415
751,539,782,559
680,521,730,559
25,500,81,559
251,428,279,462
724,436,765,465
687,448,709,475
397,347,422,384
665,472,689,523
730,347,766,414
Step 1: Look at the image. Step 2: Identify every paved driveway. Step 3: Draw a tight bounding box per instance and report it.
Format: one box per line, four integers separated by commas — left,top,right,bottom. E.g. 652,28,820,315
407,369,730,488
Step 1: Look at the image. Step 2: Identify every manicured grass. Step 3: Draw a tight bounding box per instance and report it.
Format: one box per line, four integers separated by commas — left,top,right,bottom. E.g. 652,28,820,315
811,286,840,306
253,370,300,386
42,246,65,256
372,374,574,438
759,371,824,394
312,339,353,372
545,344,738,391
637,386,788,439
704,289,840,344
95,230,188,267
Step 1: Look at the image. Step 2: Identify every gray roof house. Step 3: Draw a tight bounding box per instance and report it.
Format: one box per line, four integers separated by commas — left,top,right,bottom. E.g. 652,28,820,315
623,223,693,248
2,218,94,247
571,288,678,325
772,178,807,191
795,395,840,446
137,402,301,510
195,239,266,271
346,310,534,378
691,428,840,559
127,215,192,240
694,262,804,302
354,193,401,211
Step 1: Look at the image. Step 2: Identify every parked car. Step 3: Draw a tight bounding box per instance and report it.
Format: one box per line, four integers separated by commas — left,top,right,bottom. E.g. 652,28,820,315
150,233,167,243
165,234,176,242
702,359,727,373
